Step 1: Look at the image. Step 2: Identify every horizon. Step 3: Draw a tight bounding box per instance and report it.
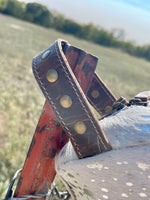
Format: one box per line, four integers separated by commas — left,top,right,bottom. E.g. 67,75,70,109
18,0,150,46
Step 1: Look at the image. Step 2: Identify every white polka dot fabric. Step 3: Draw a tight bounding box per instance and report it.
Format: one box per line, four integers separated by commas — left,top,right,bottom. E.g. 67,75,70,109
55,104,150,200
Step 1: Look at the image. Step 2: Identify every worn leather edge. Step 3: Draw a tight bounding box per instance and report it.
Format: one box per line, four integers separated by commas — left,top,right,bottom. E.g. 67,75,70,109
64,45,117,117
63,43,117,116
32,39,112,158
14,39,99,197
87,73,117,116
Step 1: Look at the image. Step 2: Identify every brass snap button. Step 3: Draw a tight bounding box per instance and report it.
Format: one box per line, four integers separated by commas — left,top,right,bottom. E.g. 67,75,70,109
46,69,58,83
60,95,72,108
74,121,86,134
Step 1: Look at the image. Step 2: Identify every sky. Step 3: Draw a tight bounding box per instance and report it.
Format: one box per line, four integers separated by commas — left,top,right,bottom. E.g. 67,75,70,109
18,0,150,45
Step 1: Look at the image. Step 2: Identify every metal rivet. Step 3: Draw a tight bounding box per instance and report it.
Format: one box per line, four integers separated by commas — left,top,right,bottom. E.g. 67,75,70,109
74,121,86,134
60,95,72,108
91,90,99,99
41,50,51,60
46,69,58,83
105,106,112,114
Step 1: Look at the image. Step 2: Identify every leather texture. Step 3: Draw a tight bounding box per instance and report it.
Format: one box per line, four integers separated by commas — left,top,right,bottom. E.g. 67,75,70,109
15,39,114,197
14,39,150,199
32,39,112,158
87,73,116,115
63,43,117,116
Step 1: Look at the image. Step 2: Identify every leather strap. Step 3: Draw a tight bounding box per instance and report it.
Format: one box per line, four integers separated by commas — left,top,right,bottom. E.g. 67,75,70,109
135,91,150,104
63,42,117,116
32,39,112,158
87,73,116,115
14,39,103,197
13,39,149,198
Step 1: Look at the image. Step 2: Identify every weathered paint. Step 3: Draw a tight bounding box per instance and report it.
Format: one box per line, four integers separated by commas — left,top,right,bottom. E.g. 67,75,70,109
14,101,68,197
14,40,100,198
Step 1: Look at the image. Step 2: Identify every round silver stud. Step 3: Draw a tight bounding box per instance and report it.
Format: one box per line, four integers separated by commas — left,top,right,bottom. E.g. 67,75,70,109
74,121,86,134
41,50,51,60
60,95,72,108
46,69,58,83
91,90,99,99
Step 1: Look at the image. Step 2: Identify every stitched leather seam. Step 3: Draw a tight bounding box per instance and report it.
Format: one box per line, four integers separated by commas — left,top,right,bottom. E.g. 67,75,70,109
88,96,104,115
88,75,116,115
33,57,82,158
55,42,107,151
95,74,116,102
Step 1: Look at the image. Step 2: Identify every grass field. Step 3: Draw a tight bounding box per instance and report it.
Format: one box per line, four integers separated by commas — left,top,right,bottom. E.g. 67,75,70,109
0,13,150,197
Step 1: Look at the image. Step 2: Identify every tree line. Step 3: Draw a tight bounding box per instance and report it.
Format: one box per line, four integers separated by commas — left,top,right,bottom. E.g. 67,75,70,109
0,0,150,61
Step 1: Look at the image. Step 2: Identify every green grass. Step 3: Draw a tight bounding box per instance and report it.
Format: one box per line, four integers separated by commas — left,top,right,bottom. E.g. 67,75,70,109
0,13,150,197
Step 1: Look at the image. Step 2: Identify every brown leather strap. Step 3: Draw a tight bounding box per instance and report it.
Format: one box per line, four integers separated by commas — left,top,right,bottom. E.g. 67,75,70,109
63,42,117,116
14,39,101,197
87,73,116,116
135,91,150,105
62,41,97,94
32,39,112,158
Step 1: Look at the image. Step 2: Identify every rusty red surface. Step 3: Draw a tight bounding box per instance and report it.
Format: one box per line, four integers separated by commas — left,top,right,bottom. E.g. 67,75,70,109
14,101,68,197
14,40,98,198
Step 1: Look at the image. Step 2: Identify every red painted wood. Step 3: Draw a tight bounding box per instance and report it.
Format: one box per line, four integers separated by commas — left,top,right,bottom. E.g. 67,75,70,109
14,101,68,197
14,41,97,198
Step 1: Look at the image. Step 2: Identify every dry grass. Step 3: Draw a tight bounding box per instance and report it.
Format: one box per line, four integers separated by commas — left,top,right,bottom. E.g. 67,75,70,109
0,13,150,197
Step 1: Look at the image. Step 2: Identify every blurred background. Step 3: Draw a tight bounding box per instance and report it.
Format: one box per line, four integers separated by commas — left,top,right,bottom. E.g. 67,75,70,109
0,0,150,198
18,0,150,46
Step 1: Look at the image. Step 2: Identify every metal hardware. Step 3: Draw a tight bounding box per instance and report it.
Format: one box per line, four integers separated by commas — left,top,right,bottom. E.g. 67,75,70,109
4,169,22,200
3,169,70,200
